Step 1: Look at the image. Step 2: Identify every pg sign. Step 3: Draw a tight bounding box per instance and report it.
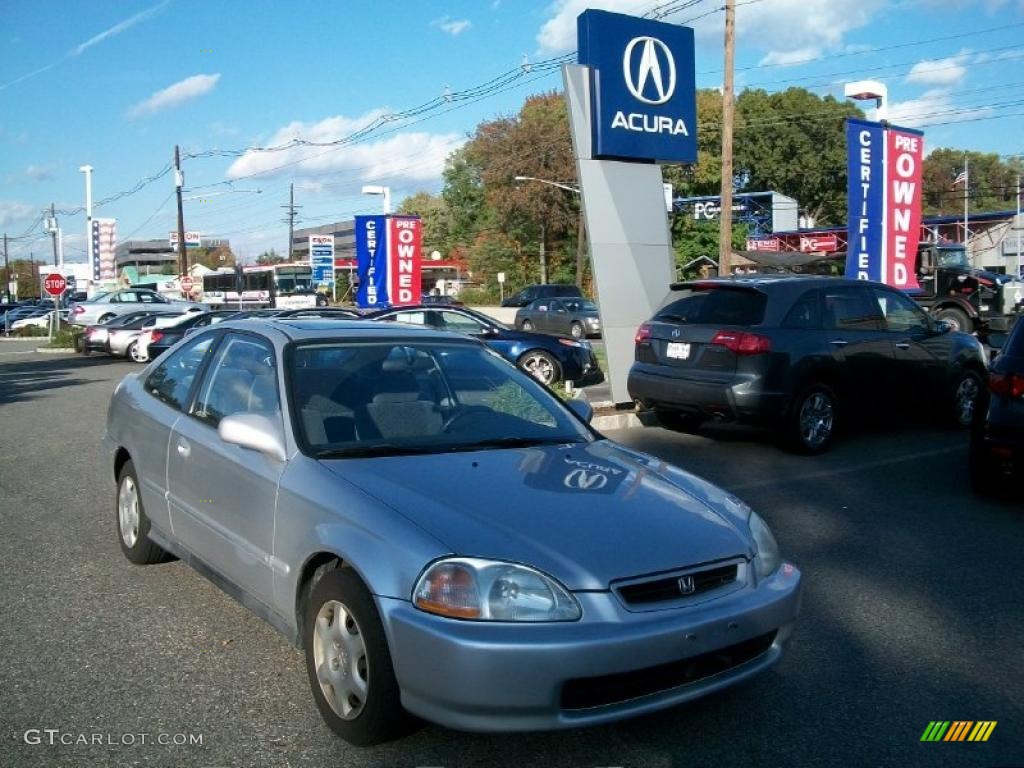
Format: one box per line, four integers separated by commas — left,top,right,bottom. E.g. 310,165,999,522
577,9,697,163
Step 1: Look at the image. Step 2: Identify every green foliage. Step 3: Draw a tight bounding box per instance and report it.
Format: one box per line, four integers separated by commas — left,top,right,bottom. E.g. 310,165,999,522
397,192,452,256
189,245,236,269
256,249,286,265
923,149,1023,216
670,219,746,279
49,327,82,348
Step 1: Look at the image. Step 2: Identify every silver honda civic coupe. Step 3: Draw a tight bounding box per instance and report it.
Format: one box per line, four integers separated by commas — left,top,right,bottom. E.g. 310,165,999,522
103,319,802,746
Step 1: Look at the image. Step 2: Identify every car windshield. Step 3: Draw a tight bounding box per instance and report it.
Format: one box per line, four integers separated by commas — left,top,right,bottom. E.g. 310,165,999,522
85,292,110,302
936,248,970,269
655,286,768,325
291,341,591,457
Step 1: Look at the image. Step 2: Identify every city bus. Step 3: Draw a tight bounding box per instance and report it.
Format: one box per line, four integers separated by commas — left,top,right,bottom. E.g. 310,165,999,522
200,264,321,309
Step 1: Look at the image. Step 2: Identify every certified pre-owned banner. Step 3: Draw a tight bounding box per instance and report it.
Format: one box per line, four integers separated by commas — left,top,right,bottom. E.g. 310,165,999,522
387,216,422,306
355,215,388,308
846,118,924,291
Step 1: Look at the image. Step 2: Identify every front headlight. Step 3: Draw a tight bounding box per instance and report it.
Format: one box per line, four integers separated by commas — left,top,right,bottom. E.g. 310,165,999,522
749,511,781,579
557,338,588,349
413,558,581,622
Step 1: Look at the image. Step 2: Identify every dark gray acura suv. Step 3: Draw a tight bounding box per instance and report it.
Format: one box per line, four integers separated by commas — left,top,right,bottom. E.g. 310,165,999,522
628,276,988,453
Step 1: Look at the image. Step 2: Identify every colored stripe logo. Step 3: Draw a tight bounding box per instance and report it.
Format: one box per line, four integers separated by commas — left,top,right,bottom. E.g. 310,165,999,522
921,721,996,742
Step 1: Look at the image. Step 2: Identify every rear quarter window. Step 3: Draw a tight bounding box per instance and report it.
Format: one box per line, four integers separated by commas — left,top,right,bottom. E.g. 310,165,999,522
656,288,767,326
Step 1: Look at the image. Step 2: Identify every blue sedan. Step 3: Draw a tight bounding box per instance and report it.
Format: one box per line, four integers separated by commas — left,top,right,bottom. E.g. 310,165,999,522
365,304,603,387
104,319,802,745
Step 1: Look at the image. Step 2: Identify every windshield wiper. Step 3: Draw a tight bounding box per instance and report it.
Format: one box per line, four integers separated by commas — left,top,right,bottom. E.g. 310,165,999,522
314,444,444,459
444,436,583,453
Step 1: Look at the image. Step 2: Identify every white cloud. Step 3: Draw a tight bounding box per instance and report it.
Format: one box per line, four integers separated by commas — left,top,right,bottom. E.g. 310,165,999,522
24,164,55,182
0,201,35,228
538,0,885,61
127,74,221,118
224,110,465,193
758,47,822,67
433,17,472,36
883,88,992,129
0,0,169,91
905,52,969,86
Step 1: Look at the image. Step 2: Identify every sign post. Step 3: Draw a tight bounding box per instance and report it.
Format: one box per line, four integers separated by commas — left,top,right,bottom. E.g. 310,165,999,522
309,235,336,303
43,273,66,341
497,271,506,303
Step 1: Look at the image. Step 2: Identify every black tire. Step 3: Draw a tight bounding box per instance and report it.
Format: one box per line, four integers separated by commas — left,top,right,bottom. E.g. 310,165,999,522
934,307,972,334
950,368,984,428
98,313,115,324
785,383,838,454
116,460,168,565
517,349,561,385
303,569,411,746
520,319,534,332
654,409,703,433
569,321,584,340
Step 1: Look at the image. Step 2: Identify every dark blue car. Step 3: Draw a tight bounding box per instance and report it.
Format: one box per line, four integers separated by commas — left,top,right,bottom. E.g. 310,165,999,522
365,305,603,386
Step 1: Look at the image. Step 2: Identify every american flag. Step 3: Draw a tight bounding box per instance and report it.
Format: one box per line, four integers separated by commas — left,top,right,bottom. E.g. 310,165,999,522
952,170,968,187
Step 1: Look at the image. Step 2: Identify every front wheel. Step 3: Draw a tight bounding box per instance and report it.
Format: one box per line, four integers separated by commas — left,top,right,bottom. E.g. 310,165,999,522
116,460,168,565
950,368,983,428
786,383,838,454
934,307,971,334
518,349,561,385
304,569,410,746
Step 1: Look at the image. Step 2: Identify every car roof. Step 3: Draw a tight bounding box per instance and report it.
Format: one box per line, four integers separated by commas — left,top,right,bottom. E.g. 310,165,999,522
209,317,473,344
669,275,879,291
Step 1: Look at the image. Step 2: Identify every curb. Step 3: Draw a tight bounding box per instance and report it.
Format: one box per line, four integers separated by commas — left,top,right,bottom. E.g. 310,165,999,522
591,412,644,431
34,347,77,354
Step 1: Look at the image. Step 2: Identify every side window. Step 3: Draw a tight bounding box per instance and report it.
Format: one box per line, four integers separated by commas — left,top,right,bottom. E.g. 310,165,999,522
440,311,486,333
145,334,216,410
391,311,427,325
118,291,139,303
782,290,822,329
873,289,929,333
549,300,566,313
822,288,882,331
139,292,160,304
195,334,279,426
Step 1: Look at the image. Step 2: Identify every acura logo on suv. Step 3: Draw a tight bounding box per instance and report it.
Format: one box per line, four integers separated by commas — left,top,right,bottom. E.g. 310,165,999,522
623,36,677,105
678,575,696,595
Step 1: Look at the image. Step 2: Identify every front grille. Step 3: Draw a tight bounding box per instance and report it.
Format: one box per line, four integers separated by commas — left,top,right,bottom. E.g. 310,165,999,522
561,631,776,710
616,563,739,606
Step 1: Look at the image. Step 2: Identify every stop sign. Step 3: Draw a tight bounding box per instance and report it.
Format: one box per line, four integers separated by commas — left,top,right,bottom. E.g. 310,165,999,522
180,275,195,292
43,273,67,296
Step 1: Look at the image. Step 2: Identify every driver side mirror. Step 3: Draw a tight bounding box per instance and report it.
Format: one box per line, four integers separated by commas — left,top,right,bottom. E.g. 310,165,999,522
219,413,287,462
566,399,593,424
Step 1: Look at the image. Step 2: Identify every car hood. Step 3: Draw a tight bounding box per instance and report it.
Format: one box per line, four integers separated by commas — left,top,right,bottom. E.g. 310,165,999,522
321,440,752,590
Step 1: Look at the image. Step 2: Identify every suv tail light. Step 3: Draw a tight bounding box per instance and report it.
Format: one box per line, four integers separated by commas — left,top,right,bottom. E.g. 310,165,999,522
635,324,652,344
989,372,1024,398
72,305,85,315
711,330,772,355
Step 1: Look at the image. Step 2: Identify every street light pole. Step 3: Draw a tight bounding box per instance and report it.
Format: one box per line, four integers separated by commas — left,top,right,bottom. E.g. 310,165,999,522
79,165,93,283
718,0,736,276
361,185,391,214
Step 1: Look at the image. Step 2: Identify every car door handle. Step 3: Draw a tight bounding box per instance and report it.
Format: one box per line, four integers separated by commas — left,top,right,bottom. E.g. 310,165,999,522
176,439,191,459
895,342,911,350
830,339,849,347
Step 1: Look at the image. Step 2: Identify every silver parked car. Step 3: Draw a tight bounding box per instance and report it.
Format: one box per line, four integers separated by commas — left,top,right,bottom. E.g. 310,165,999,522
70,288,204,326
515,297,602,339
104,319,801,745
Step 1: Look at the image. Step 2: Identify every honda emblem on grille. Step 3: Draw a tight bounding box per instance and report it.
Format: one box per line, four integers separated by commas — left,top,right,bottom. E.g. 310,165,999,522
671,328,681,338
678,575,696,595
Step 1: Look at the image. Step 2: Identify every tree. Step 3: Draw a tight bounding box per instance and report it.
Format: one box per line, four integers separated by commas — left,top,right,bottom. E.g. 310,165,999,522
397,192,452,256
922,149,1023,216
256,249,286,265
188,245,236,269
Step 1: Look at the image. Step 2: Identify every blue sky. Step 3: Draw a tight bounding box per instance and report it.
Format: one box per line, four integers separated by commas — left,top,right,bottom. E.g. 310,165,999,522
2,0,1022,263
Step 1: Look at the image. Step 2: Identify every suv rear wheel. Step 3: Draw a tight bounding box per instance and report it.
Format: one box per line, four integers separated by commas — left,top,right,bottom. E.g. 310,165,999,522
786,383,837,454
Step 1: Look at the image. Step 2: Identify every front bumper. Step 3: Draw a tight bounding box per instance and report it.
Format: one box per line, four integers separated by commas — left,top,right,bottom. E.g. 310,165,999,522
628,368,785,424
379,562,801,732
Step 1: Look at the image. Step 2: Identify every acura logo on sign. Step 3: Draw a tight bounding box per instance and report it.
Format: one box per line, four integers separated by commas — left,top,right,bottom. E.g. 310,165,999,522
563,469,609,491
678,575,696,595
623,36,676,105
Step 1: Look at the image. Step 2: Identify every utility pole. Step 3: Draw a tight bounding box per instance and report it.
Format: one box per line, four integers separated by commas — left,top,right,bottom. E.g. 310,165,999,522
2,233,8,305
49,203,59,267
175,145,187,275
718,0,736,276
281,183,301,260
1016,173,1021,278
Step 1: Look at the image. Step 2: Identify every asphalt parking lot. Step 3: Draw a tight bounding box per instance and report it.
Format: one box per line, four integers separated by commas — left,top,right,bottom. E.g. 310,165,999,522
0,342,1021,768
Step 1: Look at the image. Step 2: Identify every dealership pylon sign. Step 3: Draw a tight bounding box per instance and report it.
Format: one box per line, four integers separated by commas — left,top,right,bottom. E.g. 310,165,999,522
846,118,924,291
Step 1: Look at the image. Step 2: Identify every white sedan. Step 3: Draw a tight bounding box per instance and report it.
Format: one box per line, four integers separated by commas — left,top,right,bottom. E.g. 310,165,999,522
10,310,65,331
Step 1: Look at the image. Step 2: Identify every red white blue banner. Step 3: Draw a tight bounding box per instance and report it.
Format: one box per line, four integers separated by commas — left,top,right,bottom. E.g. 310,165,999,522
845,118,924,292
387,216,422,306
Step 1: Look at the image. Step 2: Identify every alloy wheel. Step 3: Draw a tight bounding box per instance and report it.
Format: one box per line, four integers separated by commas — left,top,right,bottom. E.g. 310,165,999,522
521,352,556,384
955,374,980,426
312,600,369,721
799,392,834,449
118,476,140,547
